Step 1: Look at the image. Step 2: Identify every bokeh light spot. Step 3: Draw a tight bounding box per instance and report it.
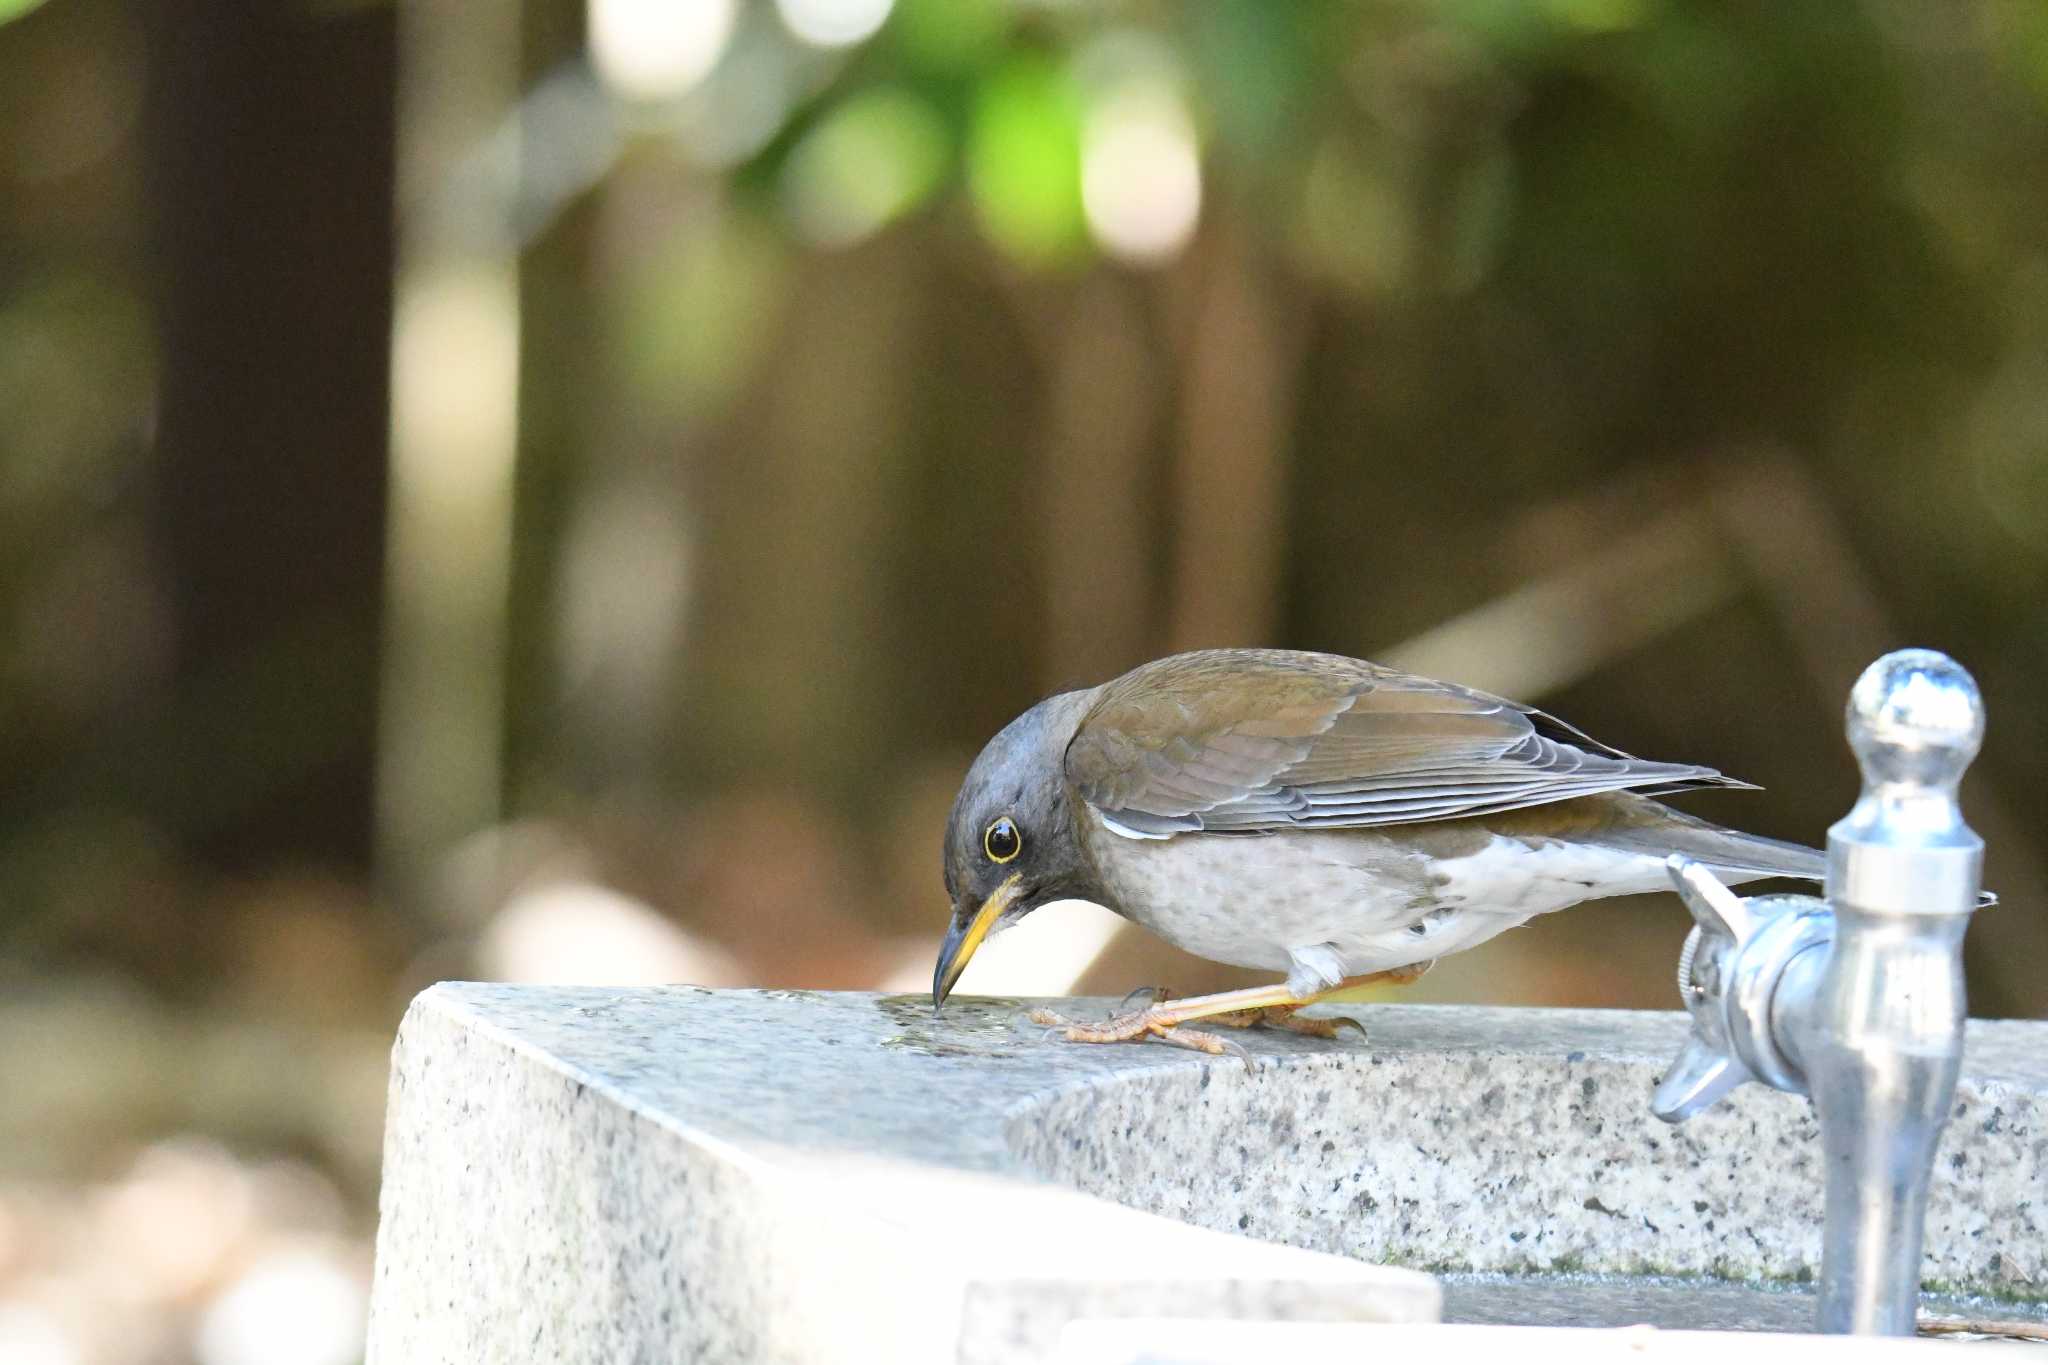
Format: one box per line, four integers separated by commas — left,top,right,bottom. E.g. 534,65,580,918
195,1250,365,1365
776,0,894,49
893,0,1004,71
968,58,1086,266
781,88,949,248
588,0,736,102
0,1306,74,1365
1081,89,1202,265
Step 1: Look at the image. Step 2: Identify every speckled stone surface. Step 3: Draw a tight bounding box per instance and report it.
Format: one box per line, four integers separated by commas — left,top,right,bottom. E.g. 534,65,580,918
366,986,2048,1364
365,986,1436,1365
1007,1008,2048,1314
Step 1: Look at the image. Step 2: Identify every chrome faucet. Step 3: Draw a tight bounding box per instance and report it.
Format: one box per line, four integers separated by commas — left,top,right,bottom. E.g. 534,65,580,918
1651,648,1988,1335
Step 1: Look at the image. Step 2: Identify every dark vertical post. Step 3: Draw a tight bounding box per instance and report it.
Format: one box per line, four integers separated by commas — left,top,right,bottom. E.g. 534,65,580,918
142,0,396,871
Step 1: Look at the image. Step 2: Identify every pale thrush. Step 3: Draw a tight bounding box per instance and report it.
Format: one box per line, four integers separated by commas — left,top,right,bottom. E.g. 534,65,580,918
931,648,1821,1052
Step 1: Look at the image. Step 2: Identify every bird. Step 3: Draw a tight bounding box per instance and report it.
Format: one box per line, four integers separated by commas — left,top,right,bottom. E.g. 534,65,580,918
931,647,1823,1053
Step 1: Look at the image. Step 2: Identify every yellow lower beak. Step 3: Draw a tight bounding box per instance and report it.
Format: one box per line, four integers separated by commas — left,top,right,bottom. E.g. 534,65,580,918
931,873,1021,1012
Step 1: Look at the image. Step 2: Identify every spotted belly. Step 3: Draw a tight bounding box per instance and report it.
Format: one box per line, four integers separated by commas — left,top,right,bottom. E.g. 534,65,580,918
1078,811,1672,979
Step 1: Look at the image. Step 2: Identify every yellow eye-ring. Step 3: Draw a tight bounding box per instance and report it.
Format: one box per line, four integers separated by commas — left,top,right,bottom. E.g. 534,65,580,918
984,817,1022,863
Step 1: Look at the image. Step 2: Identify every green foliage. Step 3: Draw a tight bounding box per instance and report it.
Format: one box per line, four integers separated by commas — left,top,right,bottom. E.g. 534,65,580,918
616,208,789,416
967,54,1086,267
782,87,950,247
894,0,1007,73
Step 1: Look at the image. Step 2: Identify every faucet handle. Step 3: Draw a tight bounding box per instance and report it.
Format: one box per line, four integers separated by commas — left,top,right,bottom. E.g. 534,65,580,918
1653,857,1754,1120
1653,857,1832,1122
1669,856,1759,942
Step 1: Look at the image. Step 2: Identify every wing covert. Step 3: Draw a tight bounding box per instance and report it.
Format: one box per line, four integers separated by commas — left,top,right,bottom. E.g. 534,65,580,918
1064,649,1743,836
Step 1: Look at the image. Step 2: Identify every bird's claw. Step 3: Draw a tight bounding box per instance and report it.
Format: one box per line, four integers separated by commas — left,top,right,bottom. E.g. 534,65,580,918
1156,1027,1250,1060
1119,985,1172,1011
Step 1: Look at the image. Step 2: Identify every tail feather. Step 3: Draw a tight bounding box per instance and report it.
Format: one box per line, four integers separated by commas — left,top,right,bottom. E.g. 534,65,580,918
1593,805,1825,883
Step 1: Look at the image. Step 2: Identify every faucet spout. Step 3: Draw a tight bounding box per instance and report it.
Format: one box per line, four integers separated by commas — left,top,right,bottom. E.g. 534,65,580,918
1803,906,1968,1334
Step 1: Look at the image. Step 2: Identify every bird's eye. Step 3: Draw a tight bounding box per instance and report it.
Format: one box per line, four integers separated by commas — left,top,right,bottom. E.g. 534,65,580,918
984,816,1022,863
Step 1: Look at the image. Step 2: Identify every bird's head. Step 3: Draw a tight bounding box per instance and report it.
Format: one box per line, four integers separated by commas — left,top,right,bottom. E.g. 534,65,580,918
933,689,1101,1012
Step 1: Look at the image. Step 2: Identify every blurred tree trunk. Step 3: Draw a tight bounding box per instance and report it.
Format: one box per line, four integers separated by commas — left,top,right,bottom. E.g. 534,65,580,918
142,0,395,872
1033,276,1160,692
1166,222,1300,653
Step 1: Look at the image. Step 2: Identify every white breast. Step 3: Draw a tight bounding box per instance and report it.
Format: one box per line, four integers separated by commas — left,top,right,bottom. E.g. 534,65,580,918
1080,810,1671,982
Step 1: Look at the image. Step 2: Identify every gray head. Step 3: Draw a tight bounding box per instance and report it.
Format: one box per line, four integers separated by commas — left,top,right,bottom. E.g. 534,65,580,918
932,689,1104,1010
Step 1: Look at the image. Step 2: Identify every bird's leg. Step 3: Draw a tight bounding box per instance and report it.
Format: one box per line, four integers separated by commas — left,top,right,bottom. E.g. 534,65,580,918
1030,962,1433,1051
1030,983,1297,1053
1314,959,1434,1002
1239,962,1434,1037
1264,962,1433,1038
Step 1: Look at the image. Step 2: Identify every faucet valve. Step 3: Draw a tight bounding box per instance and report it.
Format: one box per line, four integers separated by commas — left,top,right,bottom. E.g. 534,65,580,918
1653,869,1830,1120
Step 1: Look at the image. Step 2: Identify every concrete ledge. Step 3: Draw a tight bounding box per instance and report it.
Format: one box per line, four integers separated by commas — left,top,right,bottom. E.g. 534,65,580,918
365,986,1436,1365
365,986,2048,1362
1010,1007,2048,1296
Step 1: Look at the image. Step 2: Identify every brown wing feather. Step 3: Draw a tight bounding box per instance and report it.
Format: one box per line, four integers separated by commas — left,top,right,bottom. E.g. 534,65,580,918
1064,648,1749,836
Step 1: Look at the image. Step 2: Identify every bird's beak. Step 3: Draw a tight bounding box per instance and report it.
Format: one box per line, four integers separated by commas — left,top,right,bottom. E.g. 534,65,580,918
932,873,1022,1014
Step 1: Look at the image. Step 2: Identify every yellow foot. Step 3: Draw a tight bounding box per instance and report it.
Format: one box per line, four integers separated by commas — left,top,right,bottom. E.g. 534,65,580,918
1027,1004,1246,1056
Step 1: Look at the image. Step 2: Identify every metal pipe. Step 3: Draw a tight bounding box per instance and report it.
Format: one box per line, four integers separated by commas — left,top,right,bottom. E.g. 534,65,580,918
1804,907,1969,1333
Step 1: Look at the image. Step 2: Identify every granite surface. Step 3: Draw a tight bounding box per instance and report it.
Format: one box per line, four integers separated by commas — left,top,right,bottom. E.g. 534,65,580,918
365,986,1436,1365
1007,1007,2048,1300
365,986,2048,1364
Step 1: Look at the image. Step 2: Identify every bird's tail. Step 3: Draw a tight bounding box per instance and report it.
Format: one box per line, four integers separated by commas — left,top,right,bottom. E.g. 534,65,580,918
1595,799,1825,883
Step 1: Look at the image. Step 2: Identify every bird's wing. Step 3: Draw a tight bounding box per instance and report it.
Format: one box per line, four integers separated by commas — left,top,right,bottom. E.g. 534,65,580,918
1064,649,1748,837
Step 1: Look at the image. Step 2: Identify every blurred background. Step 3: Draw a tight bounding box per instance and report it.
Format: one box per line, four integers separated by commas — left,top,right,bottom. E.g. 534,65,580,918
3,0,2046,1359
